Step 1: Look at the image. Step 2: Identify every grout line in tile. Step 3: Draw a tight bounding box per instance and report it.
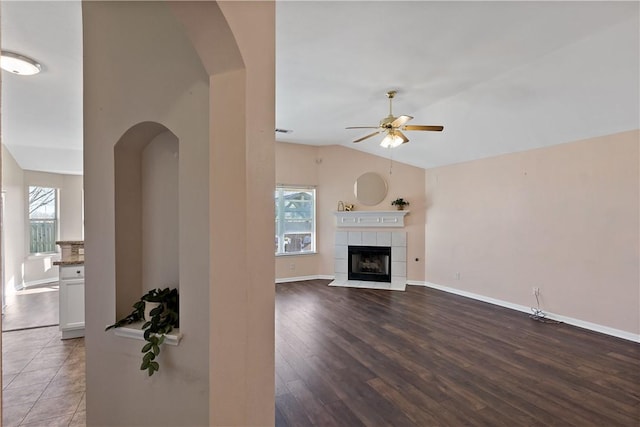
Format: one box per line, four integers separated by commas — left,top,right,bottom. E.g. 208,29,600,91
3,329,85,427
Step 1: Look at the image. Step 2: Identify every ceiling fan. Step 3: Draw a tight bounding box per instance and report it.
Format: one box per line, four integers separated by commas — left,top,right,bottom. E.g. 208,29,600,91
346,90,443,148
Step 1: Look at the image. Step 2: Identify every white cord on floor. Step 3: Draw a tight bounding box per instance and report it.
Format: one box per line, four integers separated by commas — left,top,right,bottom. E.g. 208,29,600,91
530,293,561,324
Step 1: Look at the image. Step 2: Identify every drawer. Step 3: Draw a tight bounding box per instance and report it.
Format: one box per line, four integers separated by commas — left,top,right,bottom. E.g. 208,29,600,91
60,265,84,279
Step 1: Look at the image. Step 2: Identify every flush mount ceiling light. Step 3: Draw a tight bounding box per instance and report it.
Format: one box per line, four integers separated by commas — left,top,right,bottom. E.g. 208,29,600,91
1,51,42,75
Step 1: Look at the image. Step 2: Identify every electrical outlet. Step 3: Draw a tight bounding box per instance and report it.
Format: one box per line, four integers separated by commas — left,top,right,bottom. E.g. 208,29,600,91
455,272,461,280
289,263,295,271
532,287,540,296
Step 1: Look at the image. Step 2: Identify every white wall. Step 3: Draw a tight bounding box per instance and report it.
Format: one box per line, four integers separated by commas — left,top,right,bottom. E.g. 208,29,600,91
1,145,25,292
22,170,83,286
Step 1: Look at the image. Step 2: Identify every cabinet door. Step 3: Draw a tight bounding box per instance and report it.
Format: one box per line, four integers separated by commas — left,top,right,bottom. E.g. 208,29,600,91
60,278,85,330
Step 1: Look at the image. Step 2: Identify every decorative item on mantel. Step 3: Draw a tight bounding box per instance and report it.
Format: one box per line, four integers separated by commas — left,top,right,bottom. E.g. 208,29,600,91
337,201,344,212
391,198,410,210
344,203,355,212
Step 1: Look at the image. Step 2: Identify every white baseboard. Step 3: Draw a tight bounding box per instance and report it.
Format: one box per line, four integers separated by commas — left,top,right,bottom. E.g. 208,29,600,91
276,275,334,284
408,281,640,343
23,278,59,289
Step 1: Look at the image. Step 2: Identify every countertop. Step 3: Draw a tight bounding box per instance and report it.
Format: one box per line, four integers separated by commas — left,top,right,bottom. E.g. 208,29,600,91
54,260,85,266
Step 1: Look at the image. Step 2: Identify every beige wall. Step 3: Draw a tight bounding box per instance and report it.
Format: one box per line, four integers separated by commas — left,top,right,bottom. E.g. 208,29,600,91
84,1,275,425
1,152,83,289
83,2,211,425
60,174,84,241
207,2,275,424
275,142,427,282
275,143,320,279
425,130,639,336
24,170,83,240
1,145,25,292
0,38,3,420
141,131,179,293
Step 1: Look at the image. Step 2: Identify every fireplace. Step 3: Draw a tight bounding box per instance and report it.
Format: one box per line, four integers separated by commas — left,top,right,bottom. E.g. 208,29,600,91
348,246,391,282
331,230,406,291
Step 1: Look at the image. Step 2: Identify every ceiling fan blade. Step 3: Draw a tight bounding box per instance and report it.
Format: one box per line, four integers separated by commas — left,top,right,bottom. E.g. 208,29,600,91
353,130,381,143
346,126,380,129
396,130,409,144
402,125,444,132
391,115,413,128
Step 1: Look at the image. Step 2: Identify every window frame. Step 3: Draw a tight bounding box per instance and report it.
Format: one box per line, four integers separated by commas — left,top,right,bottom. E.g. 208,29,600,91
275,185,317,256
28,186,59,255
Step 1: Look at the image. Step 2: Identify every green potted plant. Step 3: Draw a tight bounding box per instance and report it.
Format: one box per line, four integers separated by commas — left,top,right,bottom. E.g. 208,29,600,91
391,198,410,210
106,287,179,376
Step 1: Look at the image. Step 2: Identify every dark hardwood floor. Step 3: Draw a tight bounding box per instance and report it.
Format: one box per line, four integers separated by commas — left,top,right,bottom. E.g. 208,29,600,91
275,280,640,426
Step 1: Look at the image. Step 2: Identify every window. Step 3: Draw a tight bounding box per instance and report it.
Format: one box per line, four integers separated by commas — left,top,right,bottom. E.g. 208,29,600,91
29,186,57,254
275,185,316,255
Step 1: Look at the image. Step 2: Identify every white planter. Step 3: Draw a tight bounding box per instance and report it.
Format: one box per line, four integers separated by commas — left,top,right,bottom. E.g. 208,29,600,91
144,302,162,321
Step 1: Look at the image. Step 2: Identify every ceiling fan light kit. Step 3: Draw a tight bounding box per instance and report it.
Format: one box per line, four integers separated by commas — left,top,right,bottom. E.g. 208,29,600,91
0,51,42,75
346,90,443,147
380,131,406,148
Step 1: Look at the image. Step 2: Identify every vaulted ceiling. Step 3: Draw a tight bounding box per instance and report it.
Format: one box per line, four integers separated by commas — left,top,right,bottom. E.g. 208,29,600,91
2,1,638,175
275,1,639,169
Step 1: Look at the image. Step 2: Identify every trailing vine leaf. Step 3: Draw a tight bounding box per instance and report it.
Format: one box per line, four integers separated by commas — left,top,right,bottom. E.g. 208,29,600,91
105,287,179,376
148,361,160,376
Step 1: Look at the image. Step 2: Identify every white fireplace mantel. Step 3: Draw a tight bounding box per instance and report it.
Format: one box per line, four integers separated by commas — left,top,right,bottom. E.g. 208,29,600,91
333,210,409,228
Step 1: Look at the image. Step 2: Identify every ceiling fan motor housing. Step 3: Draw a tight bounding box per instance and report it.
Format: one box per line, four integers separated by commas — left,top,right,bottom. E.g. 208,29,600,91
380,116,396,128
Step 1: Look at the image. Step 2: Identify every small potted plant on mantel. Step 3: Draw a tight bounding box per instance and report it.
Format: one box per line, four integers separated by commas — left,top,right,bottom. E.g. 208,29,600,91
391,198,410,210
106,287,179,376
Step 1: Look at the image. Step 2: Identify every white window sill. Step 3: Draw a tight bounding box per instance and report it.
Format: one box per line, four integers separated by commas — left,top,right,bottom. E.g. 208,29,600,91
275,251,317,257
27,253,60,260
109,321,182,345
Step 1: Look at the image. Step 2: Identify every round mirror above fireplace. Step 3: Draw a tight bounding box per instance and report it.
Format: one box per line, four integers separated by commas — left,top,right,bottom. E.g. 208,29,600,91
354,172,388,206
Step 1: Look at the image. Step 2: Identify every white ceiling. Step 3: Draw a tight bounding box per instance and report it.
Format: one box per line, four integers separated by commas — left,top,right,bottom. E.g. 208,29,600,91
276,1,639,169
1,1,83,175
2,1,638,175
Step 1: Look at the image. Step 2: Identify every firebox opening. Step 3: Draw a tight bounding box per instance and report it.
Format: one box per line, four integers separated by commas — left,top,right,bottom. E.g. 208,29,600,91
348,245,391,282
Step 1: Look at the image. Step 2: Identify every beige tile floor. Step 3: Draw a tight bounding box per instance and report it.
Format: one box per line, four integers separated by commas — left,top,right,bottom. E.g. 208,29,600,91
2,326,85,426
2,283,85,426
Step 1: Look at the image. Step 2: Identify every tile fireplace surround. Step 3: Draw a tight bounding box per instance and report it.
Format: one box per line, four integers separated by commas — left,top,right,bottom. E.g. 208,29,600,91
330,230,407,291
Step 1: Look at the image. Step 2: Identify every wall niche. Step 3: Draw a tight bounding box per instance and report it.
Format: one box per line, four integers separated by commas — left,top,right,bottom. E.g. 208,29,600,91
114,122,179,318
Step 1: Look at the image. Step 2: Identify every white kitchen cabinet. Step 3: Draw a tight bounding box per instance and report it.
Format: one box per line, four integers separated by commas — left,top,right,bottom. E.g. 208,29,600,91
59,264,85,339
